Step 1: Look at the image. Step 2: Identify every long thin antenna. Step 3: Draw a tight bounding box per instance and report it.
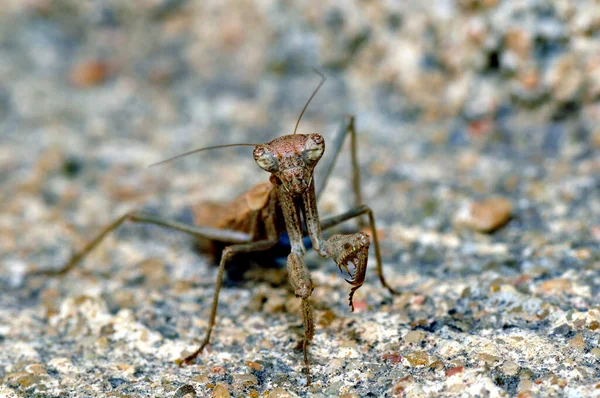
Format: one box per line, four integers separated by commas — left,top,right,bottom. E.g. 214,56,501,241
149,143,259,167
293,68,327,135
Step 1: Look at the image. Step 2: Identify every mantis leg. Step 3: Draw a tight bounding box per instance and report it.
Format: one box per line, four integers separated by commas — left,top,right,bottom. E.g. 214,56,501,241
321,205,399,295
286,251,314,384
178,236,279,366
180,187,281,365
301,297,313,384
33,211,252,277
316,115,363,222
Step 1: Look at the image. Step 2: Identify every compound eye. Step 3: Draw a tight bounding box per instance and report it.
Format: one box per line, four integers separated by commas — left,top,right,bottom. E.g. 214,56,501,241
303,133,325,164
253,145,279,172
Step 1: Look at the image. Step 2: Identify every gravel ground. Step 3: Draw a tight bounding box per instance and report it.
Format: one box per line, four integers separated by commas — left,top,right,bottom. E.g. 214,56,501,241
1,1,599,397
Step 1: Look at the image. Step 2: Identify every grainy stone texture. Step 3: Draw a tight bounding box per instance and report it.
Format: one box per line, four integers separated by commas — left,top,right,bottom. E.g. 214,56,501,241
1,1,599,397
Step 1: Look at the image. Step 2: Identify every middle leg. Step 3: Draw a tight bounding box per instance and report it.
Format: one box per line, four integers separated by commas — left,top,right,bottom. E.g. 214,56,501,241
178,237,279,365
316,115,362,208
316,115,366,229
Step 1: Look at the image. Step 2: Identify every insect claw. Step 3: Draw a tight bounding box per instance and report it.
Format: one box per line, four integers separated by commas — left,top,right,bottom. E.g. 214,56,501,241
324,232,370,310
348,286,359,312
342,263,350,276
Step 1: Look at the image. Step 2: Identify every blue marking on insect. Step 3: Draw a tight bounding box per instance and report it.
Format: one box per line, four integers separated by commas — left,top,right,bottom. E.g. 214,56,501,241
177,206,313,269
276,233,313,251
271,233,313,267
177,207,313,251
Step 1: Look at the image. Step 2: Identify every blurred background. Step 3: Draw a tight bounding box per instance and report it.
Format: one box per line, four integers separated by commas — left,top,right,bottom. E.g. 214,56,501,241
1,0,597,273
1,0,599,396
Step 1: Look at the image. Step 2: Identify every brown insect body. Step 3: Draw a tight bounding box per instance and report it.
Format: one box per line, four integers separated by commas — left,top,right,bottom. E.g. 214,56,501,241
190,181,284,276
191,181,274,235
191,133,370,302
36,73,399,384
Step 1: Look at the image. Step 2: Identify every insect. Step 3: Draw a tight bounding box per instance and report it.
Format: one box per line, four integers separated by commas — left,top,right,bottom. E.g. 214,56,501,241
37,71,398,383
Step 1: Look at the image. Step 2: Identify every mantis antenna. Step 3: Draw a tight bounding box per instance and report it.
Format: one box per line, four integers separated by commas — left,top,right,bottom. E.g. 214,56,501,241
293,69,327,135
149,143,259,167
151,68,327,166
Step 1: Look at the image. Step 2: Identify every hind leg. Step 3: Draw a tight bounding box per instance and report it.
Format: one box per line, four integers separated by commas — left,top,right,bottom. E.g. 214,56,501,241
32,211,252,277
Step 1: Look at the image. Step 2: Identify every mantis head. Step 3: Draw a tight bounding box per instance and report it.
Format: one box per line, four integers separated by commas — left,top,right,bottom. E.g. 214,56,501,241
253,69,328,195
253,133,324,195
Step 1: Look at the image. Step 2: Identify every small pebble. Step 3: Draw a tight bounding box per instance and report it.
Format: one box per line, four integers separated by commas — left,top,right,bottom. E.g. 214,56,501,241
519,379,534,392
174,384,196,398
382,352,403,364
569,333,587,351
232,373,257,388
478,353,500,364
326,358,345,372
538,278,571,294
2,2,600,397
211,384,231,398
429,360,444,371
24,364,47,376
245,361,263,371
404,330,425,344
268,388,293,398
502,360,520,376
405,351,429,367
69,60,112,87
455,197,513,233
445,366,463,377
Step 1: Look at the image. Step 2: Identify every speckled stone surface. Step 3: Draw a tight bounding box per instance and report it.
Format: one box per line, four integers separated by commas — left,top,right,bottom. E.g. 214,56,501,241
1,1,600,397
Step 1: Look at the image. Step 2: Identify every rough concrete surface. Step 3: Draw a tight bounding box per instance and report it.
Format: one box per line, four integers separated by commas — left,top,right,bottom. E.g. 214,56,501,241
1,1,599,397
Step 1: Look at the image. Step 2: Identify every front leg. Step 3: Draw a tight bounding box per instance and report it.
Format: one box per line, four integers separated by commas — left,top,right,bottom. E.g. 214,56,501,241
303,182,381,310
276,183,305,255
324,232,370,312
287,252,314,384
276,182,315,383
321,205,400,297
301,180,327,256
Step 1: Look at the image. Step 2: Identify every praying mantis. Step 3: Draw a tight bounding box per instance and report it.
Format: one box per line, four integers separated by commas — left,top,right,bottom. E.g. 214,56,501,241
37,71,399,383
